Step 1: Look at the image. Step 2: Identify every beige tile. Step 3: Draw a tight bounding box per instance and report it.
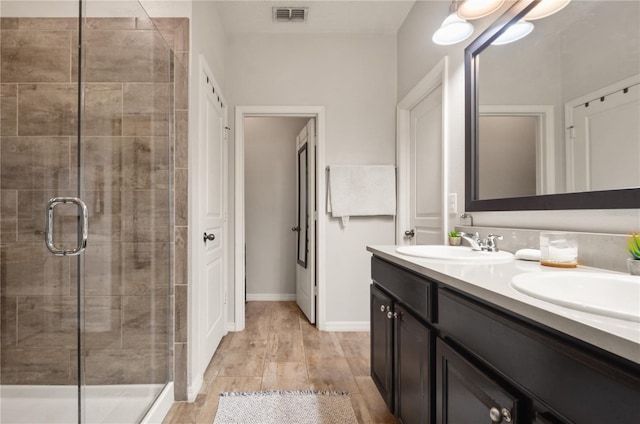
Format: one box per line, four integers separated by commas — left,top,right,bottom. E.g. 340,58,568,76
18,189,77,243
85,18,136,31
1,348,72,384
121,242,170,294
261,362,310,391
174,51,189,110
174,342,188,401
1,18,19,30
174,20,189,52
83,83,123,136
121,137,170,189
175,109,188,168
1,84,18,136
75,243,123,296
17,296,77,348
122,295,169,349
175,168,188,226
83,296,122,349
1,137,73,190
175,226,188,285
83,30,170,83
136,17,156,31
175,284,188,343
1,189,17,243
122,113,170,137
350,393,374,424
122,190,170,242
124,83,171,115
18,84,78,136
1,242,71,296
1,295,18,347
150,18,182,49
17,18,77,31
80,136,122,190
79,190,123,243
303,331,346,362
1,31,71,83
84,349,168,385
346,356,371,377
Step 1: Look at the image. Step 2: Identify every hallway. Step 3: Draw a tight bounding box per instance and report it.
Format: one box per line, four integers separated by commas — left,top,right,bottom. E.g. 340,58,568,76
163,301,395,423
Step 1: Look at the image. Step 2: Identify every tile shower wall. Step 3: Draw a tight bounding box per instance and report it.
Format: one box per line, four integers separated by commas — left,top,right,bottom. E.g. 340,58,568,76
0,17,189,389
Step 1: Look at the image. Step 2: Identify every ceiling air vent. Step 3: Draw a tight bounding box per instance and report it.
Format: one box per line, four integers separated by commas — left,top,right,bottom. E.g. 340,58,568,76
273,7,308,23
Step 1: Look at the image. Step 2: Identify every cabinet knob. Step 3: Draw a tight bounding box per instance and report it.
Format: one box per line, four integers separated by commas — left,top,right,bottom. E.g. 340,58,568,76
387,311,398,319
380,305,386,312
489,407,502,423
501,408,512,423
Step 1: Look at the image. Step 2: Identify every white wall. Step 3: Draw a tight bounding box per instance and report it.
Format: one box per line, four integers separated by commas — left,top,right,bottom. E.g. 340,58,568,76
228,32,397,325
397,1,639,234
244,117,308,299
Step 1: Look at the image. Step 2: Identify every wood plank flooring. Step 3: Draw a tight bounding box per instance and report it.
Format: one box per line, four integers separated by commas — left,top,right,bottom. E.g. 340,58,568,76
162,301,396,423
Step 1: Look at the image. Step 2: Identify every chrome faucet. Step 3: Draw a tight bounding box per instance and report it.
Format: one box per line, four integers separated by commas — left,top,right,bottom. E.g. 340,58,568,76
459,232,503,252
459,232,483,251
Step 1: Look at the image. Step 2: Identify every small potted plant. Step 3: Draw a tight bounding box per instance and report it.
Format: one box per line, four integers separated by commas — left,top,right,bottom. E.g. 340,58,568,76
448,231,462,246
628,233,640,276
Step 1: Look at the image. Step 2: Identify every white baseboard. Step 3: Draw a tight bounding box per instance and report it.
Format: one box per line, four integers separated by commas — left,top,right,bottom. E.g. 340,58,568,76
227,322,239,332
187,374,203,403
246,293,296,301
141,382,174,424
323,321,370,332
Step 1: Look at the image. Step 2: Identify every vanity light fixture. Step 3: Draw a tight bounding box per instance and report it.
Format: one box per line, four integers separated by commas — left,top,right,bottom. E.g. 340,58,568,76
524,0,571,20
491,19,534,45
432,2,474,46
456,0,505,20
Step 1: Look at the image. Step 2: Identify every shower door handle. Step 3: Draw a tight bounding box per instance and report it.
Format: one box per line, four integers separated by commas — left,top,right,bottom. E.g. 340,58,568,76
45,197,88,256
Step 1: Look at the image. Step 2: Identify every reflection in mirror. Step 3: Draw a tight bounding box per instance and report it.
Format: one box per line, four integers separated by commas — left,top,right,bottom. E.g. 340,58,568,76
467,0,640,209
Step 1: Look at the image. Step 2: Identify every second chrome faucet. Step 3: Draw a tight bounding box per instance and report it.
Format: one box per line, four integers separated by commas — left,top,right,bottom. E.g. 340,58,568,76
459,232,503,252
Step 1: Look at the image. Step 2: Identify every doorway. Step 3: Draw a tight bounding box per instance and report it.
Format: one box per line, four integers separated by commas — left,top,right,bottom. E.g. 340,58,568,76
234,106,326,331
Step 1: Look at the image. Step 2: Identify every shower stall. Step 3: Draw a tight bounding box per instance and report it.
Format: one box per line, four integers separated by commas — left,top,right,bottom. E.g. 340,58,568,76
0,0,184,422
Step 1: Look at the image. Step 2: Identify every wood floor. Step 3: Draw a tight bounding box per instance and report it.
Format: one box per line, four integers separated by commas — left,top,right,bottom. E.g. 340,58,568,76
162,301,396,423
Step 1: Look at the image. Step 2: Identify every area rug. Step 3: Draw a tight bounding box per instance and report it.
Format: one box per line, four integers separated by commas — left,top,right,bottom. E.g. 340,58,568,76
213,390,359,424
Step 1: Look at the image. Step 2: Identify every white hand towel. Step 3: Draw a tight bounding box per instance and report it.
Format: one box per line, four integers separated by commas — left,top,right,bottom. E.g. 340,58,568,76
328,165,396,224
515,249,541,261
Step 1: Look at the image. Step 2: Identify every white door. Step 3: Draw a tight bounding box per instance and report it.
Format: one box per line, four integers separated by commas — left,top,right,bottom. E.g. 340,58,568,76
200,68,227,367
407,85,444,245
567,83,640,192
295,119,316,323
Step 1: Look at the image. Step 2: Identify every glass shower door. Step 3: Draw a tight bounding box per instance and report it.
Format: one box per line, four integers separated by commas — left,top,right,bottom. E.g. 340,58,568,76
1,0,174,422
1,1,84,423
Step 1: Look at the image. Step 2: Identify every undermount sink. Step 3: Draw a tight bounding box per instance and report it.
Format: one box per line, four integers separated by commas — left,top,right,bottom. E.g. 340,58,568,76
511,271,640,322
396,245,514,262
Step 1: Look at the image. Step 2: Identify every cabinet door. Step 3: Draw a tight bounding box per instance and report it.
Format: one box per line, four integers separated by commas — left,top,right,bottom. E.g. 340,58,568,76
436,338,521,424
395,304,432,424
371,284,394,409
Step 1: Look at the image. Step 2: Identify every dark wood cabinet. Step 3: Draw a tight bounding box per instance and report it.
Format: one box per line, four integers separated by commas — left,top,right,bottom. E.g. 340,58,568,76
370,256,640,424
436,338,521,424
395,304,432,424
370,284,394,409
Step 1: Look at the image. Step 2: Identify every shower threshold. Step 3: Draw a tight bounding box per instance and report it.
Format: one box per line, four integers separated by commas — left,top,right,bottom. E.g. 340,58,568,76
0,384,164,424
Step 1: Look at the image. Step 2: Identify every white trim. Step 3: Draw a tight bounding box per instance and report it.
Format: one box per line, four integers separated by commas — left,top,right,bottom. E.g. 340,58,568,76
187,374,203,403
396,57,449,245
479,105,555,195
246,293,297,301
235,106,327,332
323,321,370,332
140,383,174,424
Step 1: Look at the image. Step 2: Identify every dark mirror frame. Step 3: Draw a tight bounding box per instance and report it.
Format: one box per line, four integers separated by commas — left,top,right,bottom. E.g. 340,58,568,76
464,0,640,211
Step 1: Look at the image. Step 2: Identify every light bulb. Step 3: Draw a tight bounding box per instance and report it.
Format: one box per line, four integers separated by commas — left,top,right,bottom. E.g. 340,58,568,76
432,13,474,46
525,0,571,20
492,20,534,45
457,0,505,20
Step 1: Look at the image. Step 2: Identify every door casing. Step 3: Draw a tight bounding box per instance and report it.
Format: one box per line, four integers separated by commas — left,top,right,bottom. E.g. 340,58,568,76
234,106,327,331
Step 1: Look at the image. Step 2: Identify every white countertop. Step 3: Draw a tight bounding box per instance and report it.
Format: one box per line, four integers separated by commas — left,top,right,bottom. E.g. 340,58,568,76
367,245,640,365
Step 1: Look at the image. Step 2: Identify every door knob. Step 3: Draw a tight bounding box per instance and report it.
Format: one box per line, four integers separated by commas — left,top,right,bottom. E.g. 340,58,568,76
291,226,301,232
404,229,415,237
203,232,215,243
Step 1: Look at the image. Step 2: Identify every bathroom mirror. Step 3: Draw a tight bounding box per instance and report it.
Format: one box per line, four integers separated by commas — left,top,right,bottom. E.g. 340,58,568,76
465,0,640,211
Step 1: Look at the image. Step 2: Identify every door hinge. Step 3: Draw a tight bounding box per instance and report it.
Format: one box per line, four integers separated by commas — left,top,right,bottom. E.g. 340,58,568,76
314,286,318,296
567,125,575,140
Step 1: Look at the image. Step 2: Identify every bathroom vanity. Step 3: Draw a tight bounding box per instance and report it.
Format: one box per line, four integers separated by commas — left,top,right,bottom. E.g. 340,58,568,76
368,246,640,424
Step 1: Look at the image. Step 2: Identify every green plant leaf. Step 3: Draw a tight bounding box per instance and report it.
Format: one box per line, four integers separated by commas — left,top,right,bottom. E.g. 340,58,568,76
628,233,640,259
